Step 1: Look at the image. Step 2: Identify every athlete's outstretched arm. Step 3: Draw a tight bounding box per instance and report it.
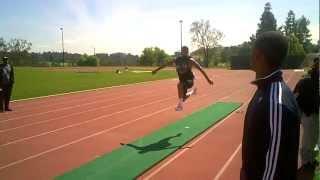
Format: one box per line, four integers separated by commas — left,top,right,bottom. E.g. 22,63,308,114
152,60,174,74
190,58,213,85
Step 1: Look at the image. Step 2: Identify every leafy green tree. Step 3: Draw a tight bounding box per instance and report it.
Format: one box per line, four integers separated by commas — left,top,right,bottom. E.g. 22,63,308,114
284,10,296,36
307,43,319,53
190,19,224,67
6,38,32,65
249,34,256,44
140,47,169,66
140,48,155,66
7,39,32,52
238,42,252,56
288,34,306,57
77,54,99,66
296,16,312,52
0,38,8,58
280,11,313,53
153,47,170,66
256,2,277,37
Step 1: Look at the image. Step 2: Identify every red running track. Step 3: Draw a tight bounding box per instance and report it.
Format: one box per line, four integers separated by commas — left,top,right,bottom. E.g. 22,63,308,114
0,69,302,180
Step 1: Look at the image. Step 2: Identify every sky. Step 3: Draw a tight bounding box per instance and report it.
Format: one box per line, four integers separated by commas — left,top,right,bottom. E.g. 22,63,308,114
0,0,319,55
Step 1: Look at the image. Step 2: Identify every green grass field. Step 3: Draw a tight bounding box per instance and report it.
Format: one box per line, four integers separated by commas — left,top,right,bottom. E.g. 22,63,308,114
12,67,176,100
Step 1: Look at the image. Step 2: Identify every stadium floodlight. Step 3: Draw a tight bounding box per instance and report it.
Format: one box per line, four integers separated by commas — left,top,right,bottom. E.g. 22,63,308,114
60,27,65,67
179,20,183,51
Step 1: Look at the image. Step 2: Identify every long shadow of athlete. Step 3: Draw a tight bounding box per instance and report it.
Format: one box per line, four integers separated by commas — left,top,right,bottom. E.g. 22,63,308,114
120,133,190,154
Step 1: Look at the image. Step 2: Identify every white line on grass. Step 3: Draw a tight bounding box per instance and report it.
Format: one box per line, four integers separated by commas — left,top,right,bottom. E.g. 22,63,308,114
12,79,172,103
10,82,174,112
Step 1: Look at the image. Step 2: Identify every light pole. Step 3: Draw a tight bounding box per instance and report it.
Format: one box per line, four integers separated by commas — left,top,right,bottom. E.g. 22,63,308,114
179,20,183,51
60,27,65,67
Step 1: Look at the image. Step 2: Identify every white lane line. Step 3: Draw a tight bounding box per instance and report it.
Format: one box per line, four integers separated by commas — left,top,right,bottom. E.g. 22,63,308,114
0,83,206,132
0,94,161,132
141,89,252,180
0,77,249,171
2,86,174,123
0,96,175,147
213,144,242,180
0,107,174,171
211,73,296,180
0,83,206,140
143,72,296,179
0,94,208,171
142,106,242,180
10,83,170,113
0,89,170,131
10,71,229,106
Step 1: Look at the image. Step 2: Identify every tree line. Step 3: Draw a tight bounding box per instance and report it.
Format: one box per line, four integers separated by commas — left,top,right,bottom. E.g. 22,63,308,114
194,2,318,68
0,2,318,67
255,2,318,56
0,38,139,67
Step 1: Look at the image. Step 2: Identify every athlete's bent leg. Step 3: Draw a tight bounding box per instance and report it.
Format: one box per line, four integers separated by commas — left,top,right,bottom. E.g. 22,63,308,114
176,82,185,111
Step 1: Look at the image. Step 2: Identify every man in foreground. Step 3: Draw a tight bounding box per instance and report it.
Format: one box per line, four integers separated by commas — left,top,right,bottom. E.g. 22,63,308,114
241,31,300,180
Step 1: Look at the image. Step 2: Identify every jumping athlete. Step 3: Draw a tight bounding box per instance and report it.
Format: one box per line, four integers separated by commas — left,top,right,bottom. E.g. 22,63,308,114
152,46,213,111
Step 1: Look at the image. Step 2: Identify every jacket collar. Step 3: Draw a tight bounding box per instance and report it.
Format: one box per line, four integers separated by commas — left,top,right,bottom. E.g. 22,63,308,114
251,69,283,88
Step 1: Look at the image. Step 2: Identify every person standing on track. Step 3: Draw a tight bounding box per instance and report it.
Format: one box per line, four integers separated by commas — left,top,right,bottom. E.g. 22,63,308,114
152,46,213,111
241,31,300,180
294,57,319,179
0,56,14,111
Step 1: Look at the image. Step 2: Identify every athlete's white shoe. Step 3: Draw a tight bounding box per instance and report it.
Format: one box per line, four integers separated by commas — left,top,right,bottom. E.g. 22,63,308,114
186,87,197,96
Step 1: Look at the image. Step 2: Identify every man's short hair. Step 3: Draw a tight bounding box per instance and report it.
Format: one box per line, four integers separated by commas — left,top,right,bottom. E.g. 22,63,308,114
254,31,288,68
181,46,189,51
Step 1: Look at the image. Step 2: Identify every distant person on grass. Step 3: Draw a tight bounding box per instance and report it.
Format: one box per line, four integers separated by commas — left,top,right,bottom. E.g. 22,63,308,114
294,57,319,179
152,46,213,111
241,31,300,180
0,56,14,111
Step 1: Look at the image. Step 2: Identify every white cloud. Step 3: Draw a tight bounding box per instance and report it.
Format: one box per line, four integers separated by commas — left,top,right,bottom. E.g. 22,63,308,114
32,0,319,54
57,2,255,55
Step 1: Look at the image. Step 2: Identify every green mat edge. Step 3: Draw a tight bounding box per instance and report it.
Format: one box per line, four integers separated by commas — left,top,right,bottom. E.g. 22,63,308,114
56,101,242,179
133,102,242,179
